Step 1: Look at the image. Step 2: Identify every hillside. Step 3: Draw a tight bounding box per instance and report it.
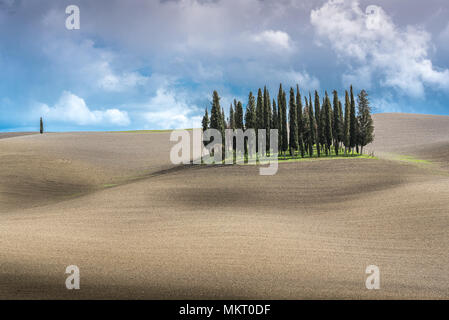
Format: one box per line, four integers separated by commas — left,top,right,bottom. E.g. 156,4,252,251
1,113,449,299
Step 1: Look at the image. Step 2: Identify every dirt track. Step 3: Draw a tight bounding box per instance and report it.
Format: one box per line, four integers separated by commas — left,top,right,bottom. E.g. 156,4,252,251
1,114,449,299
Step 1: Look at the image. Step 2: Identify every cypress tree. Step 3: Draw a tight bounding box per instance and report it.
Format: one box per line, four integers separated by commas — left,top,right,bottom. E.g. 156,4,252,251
308,93,316,157
202,107,210,147
271,99,278,130
320,103,326,154
303,98,310,156
344,90,351,154
255,88,264,153
210,91,222,132
209,91,224,159
245,92,257,158
314,91,321,157
277,84,284,154
235,100,244,129
263,87,267,129
222,108,227,156
40,117,44,134
288,87,298,156
229,104,235,130
245,91,256,129
296,85,305,158
349,85,357,153
357,90,374,154
229,103,235,154
281,89,288,156
338,100,344,147
266,91,272,132
332,90,341,155
256,88,264,131
264,86,272,153
323,91,333,156
222,108,227,129
202,107,209,132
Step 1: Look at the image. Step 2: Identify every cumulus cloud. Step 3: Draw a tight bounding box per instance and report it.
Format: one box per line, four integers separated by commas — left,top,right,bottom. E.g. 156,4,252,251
40,91,130,126
40,39,149,94
252,30,293,51
142,88,202,129
97,67,148,92
310,0,449,97
281,70,320,92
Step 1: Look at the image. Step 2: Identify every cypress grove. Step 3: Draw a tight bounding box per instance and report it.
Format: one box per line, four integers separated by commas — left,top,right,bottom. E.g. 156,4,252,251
201,85,374,160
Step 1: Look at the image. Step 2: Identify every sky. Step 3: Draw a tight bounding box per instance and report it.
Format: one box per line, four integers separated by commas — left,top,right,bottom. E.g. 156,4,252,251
1,0,449,131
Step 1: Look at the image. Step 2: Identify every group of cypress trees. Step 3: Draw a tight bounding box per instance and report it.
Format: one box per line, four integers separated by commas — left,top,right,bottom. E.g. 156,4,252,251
202,84,374,159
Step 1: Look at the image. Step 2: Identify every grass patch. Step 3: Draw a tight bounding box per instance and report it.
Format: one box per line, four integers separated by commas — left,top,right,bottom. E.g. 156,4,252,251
109,129,194,134
394,154,432,164
103,183,118,188
275,153,376,163
202,147,376,165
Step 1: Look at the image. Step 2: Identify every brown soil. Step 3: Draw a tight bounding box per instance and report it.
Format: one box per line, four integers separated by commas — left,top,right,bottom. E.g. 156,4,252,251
1,114,448,299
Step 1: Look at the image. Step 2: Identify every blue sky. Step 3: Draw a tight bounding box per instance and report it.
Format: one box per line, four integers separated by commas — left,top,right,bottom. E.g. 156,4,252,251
1,0,449,131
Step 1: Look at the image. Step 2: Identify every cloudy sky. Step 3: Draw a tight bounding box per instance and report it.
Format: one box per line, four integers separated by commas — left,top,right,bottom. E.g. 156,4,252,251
1,0,449,131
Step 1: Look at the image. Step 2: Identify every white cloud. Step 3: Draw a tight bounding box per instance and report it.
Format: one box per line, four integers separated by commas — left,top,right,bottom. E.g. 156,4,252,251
95,62,148,92
311,0,449,97
281,70,320,92
252,30,293,51
342,66,373,90
438,22,449,52
371,97,411,114
143,88,202,129
41,39,148,94
40,91,130,126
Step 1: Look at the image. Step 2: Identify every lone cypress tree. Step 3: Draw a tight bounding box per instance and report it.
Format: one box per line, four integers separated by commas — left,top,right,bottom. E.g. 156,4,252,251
314,91,321,157
288,87,298,156
356,90,374,154
296,85,305,158
344,90,351,154
332,90,341,155
40,117,44,134
349,85,357,153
